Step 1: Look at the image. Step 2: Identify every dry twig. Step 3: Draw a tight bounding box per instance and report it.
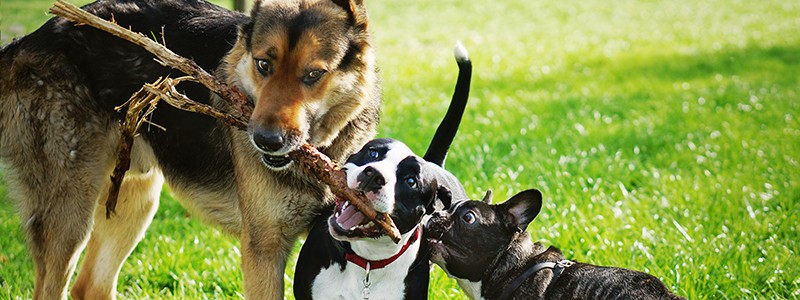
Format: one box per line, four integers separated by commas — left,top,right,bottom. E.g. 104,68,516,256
106,78,163,217
144,77,248,131
49,0,253,117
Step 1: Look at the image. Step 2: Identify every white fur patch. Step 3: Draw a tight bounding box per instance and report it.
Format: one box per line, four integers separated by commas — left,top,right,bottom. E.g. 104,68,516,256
310,235,420,299
350,227,417,261
455,278,483,300
232,56,258,101
454,40,470,62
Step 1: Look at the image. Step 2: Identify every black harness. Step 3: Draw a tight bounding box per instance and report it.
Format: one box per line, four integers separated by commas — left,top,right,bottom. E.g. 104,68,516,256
496,259,574,300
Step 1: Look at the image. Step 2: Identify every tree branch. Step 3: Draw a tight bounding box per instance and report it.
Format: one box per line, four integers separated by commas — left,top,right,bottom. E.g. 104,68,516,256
49,0,253,118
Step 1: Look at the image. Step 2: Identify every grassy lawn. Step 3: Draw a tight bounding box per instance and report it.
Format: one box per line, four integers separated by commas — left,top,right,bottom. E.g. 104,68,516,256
2,0,800,299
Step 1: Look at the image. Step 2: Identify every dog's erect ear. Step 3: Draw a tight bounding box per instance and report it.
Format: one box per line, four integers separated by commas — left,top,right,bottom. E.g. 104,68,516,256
425,179,453,214
437,185,453,210
497,189,543,232
481,189,493,204
331,0,369,26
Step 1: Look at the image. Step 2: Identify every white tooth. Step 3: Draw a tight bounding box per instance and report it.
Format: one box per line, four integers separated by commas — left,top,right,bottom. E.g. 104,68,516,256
366,221,374,228
349,226,358,231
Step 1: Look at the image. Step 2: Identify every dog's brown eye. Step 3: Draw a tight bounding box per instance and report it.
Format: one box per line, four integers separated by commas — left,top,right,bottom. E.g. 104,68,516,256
256,59,272,76
303,69,325,85
462,211,476,224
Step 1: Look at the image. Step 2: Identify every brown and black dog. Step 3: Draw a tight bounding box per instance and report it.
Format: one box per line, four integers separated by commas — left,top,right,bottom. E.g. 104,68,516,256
0,0,380,299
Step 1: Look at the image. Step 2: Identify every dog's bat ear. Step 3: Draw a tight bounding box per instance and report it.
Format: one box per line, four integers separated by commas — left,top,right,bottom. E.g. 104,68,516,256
331,0,369,26
425,179,452,214
497,189,543,232
481,189,493,204
437,185,453,210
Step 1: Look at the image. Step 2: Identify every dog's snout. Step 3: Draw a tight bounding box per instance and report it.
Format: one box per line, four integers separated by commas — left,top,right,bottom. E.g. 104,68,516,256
431,210,447,221
252,127,284,152
358,166,386,191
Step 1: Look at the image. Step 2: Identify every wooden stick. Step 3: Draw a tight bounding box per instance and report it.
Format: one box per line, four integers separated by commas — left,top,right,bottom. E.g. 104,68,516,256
289,144,402,242
49,0,253,118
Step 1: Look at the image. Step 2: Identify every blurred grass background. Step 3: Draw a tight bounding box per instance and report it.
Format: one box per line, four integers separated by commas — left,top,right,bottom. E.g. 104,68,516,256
2,0,799,299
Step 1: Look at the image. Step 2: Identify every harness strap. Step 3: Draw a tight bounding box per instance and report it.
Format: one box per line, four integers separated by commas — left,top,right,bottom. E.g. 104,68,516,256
496,260,574,300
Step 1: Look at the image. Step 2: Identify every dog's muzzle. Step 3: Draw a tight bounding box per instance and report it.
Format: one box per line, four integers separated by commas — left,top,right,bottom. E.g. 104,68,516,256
251,126,293,169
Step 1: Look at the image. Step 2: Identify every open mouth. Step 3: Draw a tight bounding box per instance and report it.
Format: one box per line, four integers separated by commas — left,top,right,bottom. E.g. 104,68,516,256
329,196,384,239
261,153,291,169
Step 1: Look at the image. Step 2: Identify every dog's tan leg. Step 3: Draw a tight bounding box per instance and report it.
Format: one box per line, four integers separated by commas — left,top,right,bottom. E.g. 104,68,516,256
70,147,163,300
237,175,296,300
232,133,323,300
240,217,295,300
237,174,326,300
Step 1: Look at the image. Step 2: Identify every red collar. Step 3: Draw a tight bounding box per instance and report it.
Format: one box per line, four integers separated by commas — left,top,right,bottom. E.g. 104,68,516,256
345,226,421,270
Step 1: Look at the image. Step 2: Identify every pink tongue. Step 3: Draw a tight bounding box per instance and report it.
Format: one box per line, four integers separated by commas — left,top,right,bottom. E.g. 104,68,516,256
337,204,369,229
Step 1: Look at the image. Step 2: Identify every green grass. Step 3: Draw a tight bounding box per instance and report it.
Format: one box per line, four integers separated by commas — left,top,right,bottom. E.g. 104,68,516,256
2,0,800,299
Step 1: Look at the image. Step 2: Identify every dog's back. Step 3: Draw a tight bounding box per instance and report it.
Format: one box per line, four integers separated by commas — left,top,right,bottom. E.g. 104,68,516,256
0,0,247,187
517,247,686,300
546,262,687,300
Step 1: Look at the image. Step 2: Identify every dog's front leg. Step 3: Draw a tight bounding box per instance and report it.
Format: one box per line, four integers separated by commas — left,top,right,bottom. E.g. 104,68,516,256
234,158,292,299
232,132,324,299
238,175,320,300
240,213,294,300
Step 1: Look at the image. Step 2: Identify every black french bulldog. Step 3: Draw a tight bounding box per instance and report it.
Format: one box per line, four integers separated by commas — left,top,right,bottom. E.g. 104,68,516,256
293,42,472,300
425,189,687,300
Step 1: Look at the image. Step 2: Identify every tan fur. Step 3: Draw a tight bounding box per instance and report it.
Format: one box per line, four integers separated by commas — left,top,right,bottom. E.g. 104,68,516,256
0,0,381,299
72,167,164,300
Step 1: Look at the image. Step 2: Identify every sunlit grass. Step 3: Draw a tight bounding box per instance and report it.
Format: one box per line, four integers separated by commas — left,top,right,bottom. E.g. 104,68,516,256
2,0,799,299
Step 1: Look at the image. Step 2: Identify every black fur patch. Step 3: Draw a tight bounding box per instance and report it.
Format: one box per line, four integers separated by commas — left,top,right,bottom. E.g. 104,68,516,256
337,41,361,72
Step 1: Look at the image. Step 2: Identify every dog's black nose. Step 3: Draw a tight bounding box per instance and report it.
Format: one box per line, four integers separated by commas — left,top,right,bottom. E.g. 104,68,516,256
358,166,385,192
252,127,284,152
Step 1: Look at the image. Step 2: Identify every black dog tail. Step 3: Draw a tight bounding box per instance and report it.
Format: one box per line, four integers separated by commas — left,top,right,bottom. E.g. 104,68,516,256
423,41,472,167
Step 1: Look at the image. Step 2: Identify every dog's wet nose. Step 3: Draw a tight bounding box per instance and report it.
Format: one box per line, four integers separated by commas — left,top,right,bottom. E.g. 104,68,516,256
358,166,385,191
252,127,284,152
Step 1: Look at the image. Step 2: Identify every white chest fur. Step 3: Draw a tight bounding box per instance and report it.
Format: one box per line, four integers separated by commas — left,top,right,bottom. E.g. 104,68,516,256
310,240,420,299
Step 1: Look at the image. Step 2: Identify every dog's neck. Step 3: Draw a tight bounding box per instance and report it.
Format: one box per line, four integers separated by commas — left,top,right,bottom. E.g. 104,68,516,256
455,232,566,300
347,225,420,262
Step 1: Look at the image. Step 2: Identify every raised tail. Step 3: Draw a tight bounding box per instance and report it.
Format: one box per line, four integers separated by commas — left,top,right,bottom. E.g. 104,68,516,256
423,41,472,166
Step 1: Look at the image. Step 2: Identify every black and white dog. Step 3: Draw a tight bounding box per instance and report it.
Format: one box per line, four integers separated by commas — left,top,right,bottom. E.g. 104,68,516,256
425,190,687,300
293,42,472,299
